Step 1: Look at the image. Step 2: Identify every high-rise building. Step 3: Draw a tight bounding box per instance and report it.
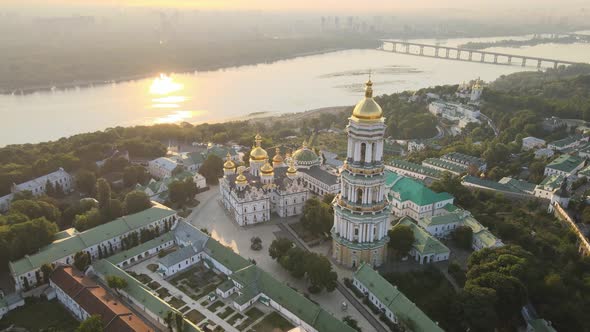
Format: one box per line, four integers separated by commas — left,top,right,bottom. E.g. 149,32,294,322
332,79,389,268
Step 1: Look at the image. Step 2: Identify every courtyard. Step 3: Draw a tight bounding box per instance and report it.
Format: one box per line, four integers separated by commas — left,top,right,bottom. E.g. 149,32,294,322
187,186,373,331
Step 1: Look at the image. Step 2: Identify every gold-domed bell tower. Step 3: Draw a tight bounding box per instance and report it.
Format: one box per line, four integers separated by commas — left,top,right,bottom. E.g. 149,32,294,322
249,134,268,176
286,158,298,179
223,152,236,177
332,79,389,269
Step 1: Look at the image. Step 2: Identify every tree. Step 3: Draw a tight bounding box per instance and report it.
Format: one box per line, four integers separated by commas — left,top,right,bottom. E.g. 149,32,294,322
164,311,174,332
388,224,415,257
10,199,61,223
300,197,333,235
175,312,184,331
198,154,224,185
123,165,149,187
40,263,54,284
76,170,96,195
269,238,294,260
169,177,197,206
124,190,152,214
73,251,91,271
582,206,590,224
457,286,498,332
250,236,262,251
77,315,104,332
106,275,128,295
74,208,103,231
343,315,362,332
451,226,473,250
95,178,111,210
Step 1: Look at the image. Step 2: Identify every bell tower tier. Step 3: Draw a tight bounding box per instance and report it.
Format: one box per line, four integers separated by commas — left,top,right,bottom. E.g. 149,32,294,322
332,79,389,269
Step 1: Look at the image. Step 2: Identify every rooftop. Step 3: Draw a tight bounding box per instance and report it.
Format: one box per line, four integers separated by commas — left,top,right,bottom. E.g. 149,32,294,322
545,154,585,173
50,266,152,332
399,217,450,255
387,160,441,178
386,172,453,206
422,158,468,174
353,263,443,332
14,168,71,191
298,166,339,186
9,203,175,276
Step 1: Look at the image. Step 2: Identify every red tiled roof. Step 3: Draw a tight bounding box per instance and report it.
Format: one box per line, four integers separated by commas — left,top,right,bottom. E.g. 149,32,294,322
50,266,153,332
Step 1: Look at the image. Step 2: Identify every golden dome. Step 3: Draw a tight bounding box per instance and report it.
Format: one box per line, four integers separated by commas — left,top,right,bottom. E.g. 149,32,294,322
223,152,236,169
235,168,247,185
272,147,283,163
351,80,383,121
250,133,268,161
287,159,297,175
260,162,274,174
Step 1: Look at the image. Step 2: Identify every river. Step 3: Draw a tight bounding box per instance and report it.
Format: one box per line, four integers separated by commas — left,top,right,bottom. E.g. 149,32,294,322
1,34,589,147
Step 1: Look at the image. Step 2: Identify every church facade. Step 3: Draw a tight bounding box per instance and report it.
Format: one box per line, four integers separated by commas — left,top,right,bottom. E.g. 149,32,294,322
220,135,309,226
332,80,390,268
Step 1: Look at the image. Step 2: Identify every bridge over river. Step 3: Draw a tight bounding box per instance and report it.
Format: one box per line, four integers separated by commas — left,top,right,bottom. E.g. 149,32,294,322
380,40,584,69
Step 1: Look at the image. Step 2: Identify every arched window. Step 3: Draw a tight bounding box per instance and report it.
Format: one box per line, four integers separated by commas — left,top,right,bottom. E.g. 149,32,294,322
360,143,366,162
357,188,363,204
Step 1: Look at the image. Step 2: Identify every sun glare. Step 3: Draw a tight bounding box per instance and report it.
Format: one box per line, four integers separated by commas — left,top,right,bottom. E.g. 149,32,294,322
149,74,183,95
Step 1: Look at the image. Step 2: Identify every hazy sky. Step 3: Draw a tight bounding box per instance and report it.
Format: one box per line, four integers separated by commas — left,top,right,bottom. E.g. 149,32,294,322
7,0,589,13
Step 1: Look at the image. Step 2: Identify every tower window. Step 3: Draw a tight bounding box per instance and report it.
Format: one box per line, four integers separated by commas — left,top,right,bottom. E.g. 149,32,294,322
360,143,366,162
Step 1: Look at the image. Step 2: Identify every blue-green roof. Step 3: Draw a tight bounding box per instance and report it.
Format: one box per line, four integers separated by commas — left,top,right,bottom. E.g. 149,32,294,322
398,218,450,255
354,263,444,332
545,154,585,173
387,173,453,206
9,203,175,276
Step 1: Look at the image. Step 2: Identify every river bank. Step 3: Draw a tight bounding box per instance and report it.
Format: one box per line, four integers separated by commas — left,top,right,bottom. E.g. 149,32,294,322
0,37,379,95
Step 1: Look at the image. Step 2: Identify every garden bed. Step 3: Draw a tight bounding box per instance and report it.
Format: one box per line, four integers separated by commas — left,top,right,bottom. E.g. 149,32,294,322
226,312,244,326
168,297,186,309
186,309,206,324
207,300,224,312
217,306,235,319
251,312,294,332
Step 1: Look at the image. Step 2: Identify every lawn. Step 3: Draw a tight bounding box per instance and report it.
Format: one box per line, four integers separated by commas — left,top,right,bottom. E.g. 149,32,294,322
148,280,161,290
168,297,187,309
156,287,171,299
186,309,206,324
251,312,295,332
0,299,79,331
290,221,321,244
217,306,235,319
207,300,224,312
227,312,244,325
147,263,159,272
236,307,266,330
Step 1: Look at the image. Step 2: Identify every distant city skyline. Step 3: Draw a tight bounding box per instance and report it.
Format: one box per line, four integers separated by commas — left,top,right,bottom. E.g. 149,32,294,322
6,0,590,14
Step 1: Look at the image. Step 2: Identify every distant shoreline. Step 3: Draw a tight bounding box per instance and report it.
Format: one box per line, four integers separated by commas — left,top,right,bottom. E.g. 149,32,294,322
0,47,354,96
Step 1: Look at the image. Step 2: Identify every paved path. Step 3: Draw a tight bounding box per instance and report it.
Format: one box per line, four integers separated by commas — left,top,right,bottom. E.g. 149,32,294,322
278,222,388,332
187,187,373,331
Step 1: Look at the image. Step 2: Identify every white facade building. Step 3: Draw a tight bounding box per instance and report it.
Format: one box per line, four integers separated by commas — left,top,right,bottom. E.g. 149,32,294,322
522,137,546,151
220,136,309,226
428,101,480,129
148,157,179,179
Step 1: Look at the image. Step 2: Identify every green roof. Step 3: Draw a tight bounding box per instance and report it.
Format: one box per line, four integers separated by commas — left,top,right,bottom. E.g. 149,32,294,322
422,158,467,174
528,319,558,332
462,175,527,194
388,174,454,206
548,135,585,148
231,265,356,332
9,203,175,276
388,160,441,178
545,154,585,173
538,174,565,191
204,240,251,273
141,171,194,194
578,165,590,177
443,204,459,212
421,210,502,248
353,263,444,332
498,177,536,193
399,218,450,255
107,232,174,265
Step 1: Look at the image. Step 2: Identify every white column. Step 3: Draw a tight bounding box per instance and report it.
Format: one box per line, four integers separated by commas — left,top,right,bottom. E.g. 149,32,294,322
359,225,364,243
368,187,373,204
354,142,361,161
376,141,384,161
347,137,354,159
365,143,373,163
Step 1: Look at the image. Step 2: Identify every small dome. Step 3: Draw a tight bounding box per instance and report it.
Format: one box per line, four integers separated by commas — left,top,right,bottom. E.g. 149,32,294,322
223,152,236,169
272,147,283,164
287,159,298,176
352,80,383,121
260,162,274,174
235,168,248,185
250,133,268,161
